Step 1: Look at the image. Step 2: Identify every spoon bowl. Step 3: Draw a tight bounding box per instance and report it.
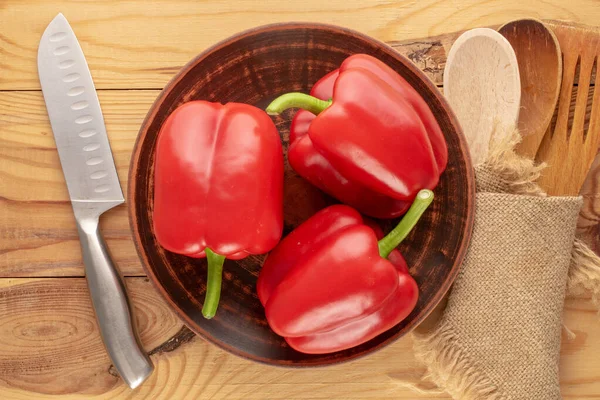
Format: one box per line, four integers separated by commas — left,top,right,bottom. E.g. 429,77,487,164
444,28,521,164
499,18,562,159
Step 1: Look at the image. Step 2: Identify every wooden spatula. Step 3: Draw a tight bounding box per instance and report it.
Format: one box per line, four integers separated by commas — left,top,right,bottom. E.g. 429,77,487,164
535,21,600,196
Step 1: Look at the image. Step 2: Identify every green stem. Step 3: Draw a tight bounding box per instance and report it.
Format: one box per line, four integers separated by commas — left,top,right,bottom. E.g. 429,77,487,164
378,189,434,259
265,93,332,116
202,248,226,319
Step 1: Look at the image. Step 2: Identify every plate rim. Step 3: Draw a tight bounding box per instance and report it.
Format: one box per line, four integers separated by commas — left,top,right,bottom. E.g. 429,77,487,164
127,21,475,367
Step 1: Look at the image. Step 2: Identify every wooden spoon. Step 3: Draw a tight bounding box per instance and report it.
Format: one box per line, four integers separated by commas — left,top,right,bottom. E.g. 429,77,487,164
444,28,521,165
498,18,562,160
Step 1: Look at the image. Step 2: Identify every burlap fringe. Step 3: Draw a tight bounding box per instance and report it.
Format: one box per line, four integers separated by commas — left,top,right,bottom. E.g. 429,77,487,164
411,323,508,400
568,238,600,305
476,126,546,197
408,126,593,399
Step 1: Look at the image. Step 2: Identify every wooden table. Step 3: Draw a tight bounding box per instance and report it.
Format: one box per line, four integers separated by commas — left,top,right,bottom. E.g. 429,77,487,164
3,1,600,399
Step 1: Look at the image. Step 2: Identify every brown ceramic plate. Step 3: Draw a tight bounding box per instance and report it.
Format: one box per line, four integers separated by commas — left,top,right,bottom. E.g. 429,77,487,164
129,23,475,366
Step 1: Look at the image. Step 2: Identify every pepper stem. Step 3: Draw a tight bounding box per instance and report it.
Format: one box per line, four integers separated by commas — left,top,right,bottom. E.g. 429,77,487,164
378,190,434,259
202,248,226,319
266,93,332,116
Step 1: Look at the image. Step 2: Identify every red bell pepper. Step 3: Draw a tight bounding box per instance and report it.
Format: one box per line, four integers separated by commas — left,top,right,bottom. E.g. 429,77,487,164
153,100,284,319
257,189,433,354
269,54,447,219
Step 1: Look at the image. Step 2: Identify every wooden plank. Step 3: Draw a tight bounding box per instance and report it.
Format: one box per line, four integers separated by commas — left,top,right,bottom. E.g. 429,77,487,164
0,277,597,399
1,1,600,398
391,30,461,86
4,84,600,277
0,90,156,277
4,1,600,90
2,49,600,277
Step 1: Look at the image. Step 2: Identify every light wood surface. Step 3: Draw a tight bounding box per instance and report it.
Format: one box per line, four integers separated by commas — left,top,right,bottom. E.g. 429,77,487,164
0,278,598,400
3,1,600,399
0,90,151,277
443,27,521,164
3,0,600,91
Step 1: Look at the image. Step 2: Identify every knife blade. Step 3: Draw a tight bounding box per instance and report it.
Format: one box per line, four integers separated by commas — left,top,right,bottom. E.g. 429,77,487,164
37,13,153,389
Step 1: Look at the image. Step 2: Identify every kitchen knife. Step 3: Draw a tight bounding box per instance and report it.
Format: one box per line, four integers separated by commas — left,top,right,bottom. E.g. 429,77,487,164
37,13,153,389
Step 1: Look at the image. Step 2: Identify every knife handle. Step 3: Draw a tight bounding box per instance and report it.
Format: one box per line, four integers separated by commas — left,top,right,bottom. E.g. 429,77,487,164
75,209,154,389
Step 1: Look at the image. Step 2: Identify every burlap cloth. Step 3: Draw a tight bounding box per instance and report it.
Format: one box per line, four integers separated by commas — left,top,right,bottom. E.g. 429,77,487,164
404,129,600,400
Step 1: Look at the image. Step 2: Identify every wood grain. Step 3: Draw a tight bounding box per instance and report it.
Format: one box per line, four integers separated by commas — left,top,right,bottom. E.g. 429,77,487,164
2,0,600,397
0,278,181,396
0,90,155,277
0,32,496,280
0,277,598,399
443,28,521,164
499,19,562,159
536,21,600,196
3,1,600,90
4,30,600,279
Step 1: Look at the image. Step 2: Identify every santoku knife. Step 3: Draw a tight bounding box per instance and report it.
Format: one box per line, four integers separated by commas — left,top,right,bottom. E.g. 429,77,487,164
37,13,153,389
